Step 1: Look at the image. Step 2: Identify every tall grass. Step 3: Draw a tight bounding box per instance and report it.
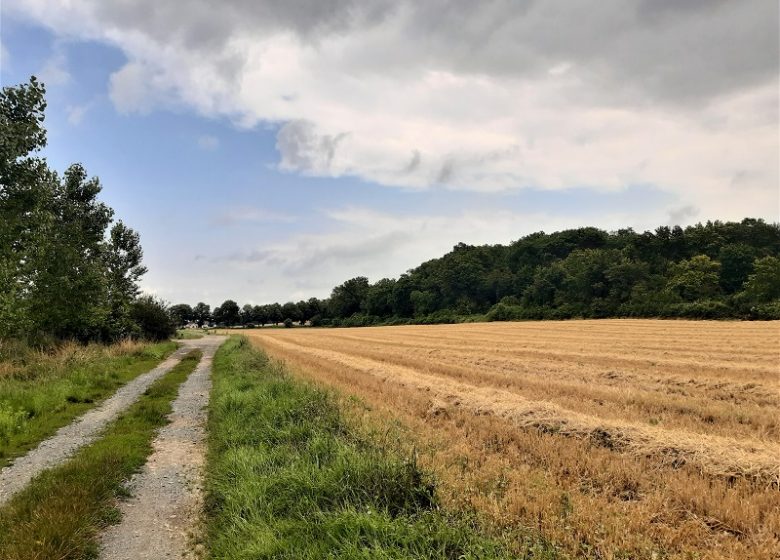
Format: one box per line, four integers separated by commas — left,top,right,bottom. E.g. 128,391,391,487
0,350,201,560
205,337,524,559
0,338,177,467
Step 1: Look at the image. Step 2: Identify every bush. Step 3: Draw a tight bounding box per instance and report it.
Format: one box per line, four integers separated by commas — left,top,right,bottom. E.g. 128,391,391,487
129,296,176,341
665,300,731,319
486,303,526,322
283,318,294,328
747,300,780,320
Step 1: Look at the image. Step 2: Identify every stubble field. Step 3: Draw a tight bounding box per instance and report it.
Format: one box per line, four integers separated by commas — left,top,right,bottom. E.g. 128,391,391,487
243,320,780,559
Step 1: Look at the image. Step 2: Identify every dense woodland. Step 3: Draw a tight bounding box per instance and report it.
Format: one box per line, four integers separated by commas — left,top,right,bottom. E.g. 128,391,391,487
1,79,174,343
181,218,780,328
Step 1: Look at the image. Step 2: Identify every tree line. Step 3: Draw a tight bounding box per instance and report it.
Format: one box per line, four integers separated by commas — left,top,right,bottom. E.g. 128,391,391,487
1,78,175,343
175,218,780,329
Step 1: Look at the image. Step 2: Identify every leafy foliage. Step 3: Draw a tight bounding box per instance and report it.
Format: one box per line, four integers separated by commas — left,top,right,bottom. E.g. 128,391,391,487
0,78,158,342
199,218,780,326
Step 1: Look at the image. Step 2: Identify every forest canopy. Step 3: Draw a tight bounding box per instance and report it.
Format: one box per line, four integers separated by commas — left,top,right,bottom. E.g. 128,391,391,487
193,218,780,328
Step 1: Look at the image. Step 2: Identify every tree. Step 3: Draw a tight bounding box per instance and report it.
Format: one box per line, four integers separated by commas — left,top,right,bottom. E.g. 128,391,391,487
25,163,114,340
1,77,151,342
192,302,211,326
363,278,396,317
665,255,721,302
213,299,240,326
741,256,780,303
103,221,147,336
268,303,283,325
718,244,755,293
281,301,301,323
130,296,175,341
410,290,436,316
329,277,370,318
169,304,193,326
240,303,255,325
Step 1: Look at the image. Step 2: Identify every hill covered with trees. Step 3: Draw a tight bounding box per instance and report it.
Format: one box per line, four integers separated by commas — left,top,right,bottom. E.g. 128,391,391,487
184,218,780,328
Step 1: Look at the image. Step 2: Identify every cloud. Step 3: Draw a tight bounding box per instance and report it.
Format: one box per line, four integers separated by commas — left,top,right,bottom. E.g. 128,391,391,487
38,46,70,86
0,42,9,71
66,103,89,125
666,205,699,226
5,0,778,221
276,120,348,175
211,207,296,226
197,134,219,150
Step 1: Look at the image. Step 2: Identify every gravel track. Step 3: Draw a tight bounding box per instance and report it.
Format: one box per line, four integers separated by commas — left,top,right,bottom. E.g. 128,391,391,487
0,343,200,506
99,335,225,560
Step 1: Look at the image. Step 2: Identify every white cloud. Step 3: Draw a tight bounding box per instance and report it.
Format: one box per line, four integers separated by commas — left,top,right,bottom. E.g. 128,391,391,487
0,42,9,72
5,0,778,222
211,207,296,226
66,103,89,125
197,134,219,150
38,47,70,86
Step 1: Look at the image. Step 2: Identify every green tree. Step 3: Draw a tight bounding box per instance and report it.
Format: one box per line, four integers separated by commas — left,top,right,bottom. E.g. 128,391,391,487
169,304,194,326
281,301,301,323
192,302,211,326
665,255,721,302
329,277,370,318
214,300,240,326
130,296,175,341
363,278,396,317
741,256,780,303
718,244,755,293
0,77,49,339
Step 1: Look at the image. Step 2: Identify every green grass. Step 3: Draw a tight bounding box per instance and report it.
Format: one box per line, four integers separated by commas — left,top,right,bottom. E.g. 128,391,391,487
176,329,206,339
206,336,522,559
0,349,201,560
0,340,177,467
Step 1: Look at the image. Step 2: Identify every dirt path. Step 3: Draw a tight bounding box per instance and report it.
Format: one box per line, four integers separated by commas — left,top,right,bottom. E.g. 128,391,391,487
0,341,207,506
99,335,225,560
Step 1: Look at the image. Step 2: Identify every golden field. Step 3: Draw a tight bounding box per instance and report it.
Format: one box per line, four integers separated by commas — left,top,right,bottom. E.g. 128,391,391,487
242,320,780,559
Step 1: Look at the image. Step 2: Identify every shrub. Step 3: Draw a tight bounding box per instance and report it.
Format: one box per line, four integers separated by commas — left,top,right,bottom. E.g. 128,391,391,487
283,318,294,328
129,296,176,341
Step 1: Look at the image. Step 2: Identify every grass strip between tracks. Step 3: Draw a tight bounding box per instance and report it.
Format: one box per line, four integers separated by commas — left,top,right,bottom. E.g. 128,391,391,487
0,340,178,467
205,336,523,559
0,349,201,560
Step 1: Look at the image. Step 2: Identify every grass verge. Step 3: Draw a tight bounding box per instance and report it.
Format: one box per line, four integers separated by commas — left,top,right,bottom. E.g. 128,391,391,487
205,336,526,559
0,340,177,467
0,349,201,560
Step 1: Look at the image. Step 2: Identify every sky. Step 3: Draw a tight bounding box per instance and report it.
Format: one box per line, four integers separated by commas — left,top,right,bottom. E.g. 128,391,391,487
1,0,778,307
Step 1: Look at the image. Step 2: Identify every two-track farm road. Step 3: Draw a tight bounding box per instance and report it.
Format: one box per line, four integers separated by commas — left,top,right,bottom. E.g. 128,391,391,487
99,335,226,560
0,342,199,506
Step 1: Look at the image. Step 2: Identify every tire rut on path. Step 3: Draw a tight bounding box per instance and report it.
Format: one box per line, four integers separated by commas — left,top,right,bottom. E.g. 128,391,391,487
0,341,205,506
99,335,226,560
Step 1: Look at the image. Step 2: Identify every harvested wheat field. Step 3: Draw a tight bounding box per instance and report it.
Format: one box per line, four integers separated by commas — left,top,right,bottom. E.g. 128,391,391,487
243,320,780,559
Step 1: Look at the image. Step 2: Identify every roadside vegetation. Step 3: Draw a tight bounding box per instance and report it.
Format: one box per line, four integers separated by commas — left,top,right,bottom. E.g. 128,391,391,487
205,336,536,559
0,339,176,467
0,349,201,560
